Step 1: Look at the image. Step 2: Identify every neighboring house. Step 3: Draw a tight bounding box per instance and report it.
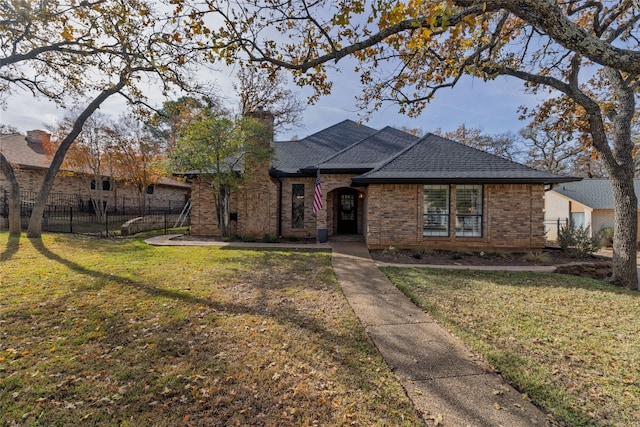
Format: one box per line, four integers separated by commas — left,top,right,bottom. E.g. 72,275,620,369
546,179,640,241
0,131,190,213
187,111,578,251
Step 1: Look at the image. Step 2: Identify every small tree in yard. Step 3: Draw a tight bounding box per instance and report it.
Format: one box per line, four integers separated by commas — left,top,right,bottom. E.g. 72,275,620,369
49,113,116,221
167,113,272,238
110,115,166,215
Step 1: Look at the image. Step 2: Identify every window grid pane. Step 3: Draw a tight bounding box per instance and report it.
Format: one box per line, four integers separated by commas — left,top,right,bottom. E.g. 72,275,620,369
423,185,449,236
292,184,305,229
456,185,482,237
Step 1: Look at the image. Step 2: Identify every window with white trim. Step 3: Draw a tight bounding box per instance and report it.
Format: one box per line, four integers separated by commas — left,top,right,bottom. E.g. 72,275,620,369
455,185,483,237
423,185,450,236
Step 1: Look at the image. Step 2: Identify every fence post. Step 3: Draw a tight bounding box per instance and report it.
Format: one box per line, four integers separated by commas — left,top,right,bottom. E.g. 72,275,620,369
2,190,6,230
70,206,73,234
164,211,168,235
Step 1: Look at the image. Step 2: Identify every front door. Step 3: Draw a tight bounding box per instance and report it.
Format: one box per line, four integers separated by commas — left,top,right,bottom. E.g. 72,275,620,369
337,190,358,234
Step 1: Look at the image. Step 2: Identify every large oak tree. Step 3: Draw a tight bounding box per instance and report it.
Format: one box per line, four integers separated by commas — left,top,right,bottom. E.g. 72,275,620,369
188,0,640,289
0,0,200,237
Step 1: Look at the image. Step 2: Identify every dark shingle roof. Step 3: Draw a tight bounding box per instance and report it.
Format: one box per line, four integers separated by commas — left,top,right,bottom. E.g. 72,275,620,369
272,120,377,174
0,133,50,169
552,179,640,209
352,133,577,184
1,132,189,188
312,126,419,172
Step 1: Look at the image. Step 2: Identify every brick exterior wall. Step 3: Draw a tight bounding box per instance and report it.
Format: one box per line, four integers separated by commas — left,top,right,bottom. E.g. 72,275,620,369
190,167,546,250
280,177,316,238
365,183,546,251
0,167,189,212
365,184,421,247
190,179,222,236
236,173,278,238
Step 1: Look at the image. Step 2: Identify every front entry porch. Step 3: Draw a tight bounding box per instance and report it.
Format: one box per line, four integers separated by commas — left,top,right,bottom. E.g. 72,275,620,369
328,188,364,237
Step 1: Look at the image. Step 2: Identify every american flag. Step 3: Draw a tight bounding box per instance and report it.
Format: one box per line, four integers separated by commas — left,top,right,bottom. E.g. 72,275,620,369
313,169,323,213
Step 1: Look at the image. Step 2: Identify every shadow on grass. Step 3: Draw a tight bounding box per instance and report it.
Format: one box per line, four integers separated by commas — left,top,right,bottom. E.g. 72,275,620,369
385,266,639,296
7,237,407,424
0,233,21,261
26,236,376,363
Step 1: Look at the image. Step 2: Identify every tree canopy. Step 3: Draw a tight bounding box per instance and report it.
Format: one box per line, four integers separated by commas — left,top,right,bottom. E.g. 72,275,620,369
166,111,272,237
0,0,202,237
183,0,639,288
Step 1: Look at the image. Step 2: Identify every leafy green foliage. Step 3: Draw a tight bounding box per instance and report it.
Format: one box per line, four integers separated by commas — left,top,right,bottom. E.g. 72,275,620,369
165,112,273,236
558,222,601,257
597,226,614,247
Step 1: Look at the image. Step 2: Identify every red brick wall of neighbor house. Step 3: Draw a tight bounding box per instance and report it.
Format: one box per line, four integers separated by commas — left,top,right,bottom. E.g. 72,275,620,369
365,183,546,250
1,168,188,211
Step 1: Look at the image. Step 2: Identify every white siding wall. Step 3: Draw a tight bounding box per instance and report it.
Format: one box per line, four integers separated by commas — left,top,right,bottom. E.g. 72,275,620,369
544,191,570,240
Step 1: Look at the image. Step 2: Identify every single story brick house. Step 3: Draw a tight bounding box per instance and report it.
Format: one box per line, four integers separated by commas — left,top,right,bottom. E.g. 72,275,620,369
545,179,640,241
187,112,578,250
0,130,190,212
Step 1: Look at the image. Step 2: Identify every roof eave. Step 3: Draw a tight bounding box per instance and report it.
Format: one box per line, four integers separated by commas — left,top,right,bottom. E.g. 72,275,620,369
299,166,373,175
351,176,582,185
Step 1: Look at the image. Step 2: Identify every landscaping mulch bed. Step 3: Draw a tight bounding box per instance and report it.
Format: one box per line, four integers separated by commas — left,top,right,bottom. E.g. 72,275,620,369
370,248,614,280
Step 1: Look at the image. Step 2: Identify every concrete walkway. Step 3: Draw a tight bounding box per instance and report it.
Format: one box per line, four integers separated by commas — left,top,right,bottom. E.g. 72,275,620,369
148,235,552,425
331,242,551,426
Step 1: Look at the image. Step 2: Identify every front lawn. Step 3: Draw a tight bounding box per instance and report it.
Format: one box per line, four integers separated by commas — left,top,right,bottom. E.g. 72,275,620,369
381,267,640,427
0,233,420,426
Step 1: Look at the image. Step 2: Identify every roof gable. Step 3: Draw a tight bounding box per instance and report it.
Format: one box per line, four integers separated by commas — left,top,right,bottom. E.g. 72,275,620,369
315,126,419,171
272,120,377,174
352,133,578,184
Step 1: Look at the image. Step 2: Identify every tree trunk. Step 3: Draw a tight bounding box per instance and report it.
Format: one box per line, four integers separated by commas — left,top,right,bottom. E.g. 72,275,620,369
603,68,638,290
218,185,231,237
27,77,127,238
0,153,22,235
609,174,638,289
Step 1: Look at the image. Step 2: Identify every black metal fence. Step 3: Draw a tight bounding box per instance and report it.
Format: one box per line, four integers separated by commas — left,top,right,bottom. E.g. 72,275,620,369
544,217,570,242
1,189,189,235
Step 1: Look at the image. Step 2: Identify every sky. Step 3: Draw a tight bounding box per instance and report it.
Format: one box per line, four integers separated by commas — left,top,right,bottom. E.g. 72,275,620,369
0,61,540,142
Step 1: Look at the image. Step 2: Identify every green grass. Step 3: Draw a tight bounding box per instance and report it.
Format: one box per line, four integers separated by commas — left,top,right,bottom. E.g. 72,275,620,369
0,233,420,426
381,267,640,426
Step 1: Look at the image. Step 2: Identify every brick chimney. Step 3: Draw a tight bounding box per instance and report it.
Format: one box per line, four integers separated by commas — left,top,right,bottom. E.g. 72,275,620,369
26,130,51,144
239,108,278,239
245,108,274,148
